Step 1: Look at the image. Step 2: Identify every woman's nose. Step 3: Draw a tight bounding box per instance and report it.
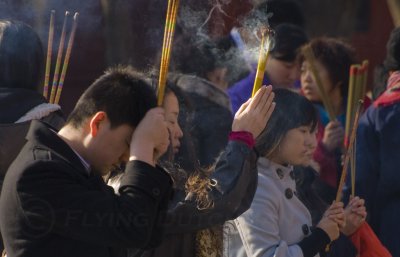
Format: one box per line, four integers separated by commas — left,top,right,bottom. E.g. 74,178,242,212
176,124,183,139
306,132,318,150
303,70,313,82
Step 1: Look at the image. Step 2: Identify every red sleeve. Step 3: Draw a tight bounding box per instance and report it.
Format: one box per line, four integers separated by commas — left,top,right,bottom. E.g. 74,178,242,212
313,123,338,188
349,222,392,257
229,131,255,148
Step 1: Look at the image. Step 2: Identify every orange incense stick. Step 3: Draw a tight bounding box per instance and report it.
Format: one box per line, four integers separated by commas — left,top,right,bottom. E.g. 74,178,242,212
49,11,70,104
43,10,55,99
336,100,363,202
54,12,79,105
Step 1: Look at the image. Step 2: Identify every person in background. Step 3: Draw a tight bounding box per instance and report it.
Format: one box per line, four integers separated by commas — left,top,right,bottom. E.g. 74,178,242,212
0,19,64,252
225,0,305,86
0,20,65,177
228,23,308,114
170,34,233,170
299,37,358,203
352,27,400,256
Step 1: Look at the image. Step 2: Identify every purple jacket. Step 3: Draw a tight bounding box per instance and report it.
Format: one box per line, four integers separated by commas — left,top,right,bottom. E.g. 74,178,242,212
227,71,302,115
228,71,270,115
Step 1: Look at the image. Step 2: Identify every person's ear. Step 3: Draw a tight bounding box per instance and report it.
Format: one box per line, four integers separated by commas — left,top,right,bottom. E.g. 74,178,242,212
89,111,107,137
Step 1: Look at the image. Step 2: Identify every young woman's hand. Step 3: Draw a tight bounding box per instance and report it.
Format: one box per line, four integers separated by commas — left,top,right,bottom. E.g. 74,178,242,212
317,201,345,241
341,196,367,236
317,215,340,242
322,121,344,152
324,201,346,228
232,85,275,138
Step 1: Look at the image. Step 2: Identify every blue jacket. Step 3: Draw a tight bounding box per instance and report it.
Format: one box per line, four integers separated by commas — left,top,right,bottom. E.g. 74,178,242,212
353,102,400,256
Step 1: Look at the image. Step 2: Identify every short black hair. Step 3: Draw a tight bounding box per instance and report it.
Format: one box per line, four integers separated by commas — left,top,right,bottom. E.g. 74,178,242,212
67,66,157,129
256,88,318,157
0,19,44,91
383,26,400,71
270,23,308,62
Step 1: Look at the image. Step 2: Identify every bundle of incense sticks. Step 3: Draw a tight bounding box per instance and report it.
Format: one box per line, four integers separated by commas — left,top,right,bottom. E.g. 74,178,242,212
387,0,400,26
303,46,336,121
43,10,79,105
345,60,368,147
251,27,274,97
157,0,180,106
336,100,364,202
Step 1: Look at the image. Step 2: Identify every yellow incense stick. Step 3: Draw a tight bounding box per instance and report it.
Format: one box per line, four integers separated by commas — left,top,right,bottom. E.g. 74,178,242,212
345,65,359,147
159,0,174,80
43,10,55,99
387,0,400,26
157,0,179,106
303,46,336,120
54,12,79,105
355,65,364,104
165,0,179,63
157,0,173,106
162,0,179,85
49,11,70,104
251,31,270,97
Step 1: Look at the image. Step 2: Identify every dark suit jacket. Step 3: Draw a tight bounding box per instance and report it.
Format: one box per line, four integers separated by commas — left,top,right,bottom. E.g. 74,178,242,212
0,120,172,257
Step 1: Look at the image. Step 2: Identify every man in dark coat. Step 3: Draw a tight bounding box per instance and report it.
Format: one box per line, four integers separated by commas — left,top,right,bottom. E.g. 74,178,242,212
0,66,173,257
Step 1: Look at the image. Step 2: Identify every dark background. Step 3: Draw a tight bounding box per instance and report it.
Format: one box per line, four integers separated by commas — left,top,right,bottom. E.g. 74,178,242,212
0,0,395,115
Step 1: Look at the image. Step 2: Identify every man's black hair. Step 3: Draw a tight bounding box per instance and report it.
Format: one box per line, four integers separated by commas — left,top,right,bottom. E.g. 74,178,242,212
67,66,157,129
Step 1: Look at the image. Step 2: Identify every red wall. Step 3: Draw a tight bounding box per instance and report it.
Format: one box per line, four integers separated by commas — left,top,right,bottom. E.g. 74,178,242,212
351,0,395,90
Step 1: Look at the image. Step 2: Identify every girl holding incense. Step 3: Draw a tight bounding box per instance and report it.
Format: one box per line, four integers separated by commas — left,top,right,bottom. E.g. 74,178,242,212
108,79,276,257
223,88,367,257
298,38,362,203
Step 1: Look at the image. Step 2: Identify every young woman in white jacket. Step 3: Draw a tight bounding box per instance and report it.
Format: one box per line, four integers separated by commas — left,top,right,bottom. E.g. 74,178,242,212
224,89,363,257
